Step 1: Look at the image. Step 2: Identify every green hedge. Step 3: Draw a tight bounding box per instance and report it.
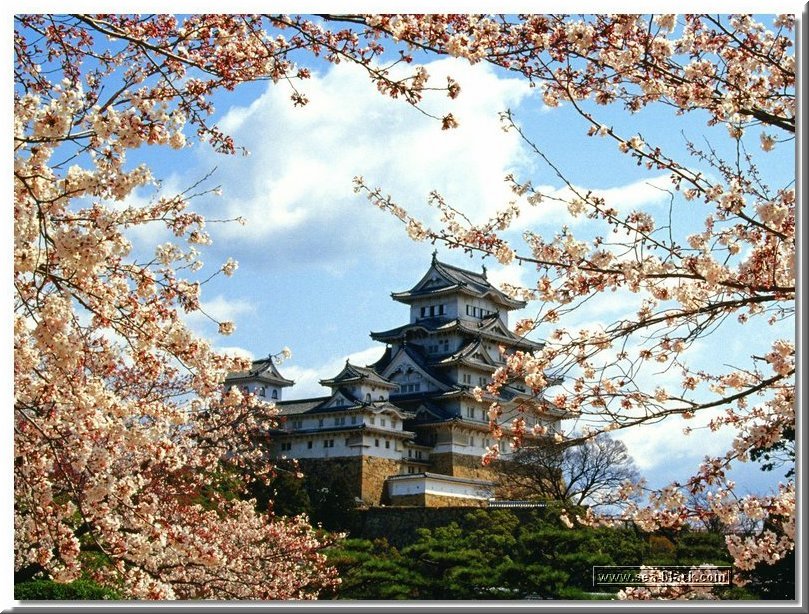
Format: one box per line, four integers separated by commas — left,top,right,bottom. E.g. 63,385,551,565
15,579,121,601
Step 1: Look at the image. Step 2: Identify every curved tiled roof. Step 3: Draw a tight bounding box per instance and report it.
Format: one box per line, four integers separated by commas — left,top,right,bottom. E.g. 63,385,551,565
390,257,525,310
319,360,398,389
371,316,543,352
226,356,294,386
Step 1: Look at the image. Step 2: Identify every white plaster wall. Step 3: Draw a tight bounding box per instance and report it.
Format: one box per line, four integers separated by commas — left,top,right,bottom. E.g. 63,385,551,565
388,476,492,500
361,433,405,460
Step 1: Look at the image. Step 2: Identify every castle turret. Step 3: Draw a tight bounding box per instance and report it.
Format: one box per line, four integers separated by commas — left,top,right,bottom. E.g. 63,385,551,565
367,256,565,479
225,355,294,401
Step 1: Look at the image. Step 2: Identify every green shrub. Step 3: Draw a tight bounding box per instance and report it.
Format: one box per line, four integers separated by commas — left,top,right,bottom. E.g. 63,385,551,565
15,579,121,601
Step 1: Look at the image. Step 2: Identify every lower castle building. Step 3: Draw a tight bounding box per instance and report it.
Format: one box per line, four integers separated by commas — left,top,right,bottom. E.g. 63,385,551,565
226,254,566,507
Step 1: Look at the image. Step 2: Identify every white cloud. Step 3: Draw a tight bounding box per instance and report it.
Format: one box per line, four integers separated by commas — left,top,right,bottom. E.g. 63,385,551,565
509,174,673,233
216,345,255,361
612,407,735,477
193,57,534,269
182,294,255,336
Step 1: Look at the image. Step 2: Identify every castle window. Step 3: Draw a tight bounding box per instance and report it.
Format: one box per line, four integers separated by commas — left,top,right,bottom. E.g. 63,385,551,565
307,441,313,449
258,386,266,397
439,304,446,315
466,406,475,418
379,395,384,401
280,442,291,451
365,393,371,403
408,466,416,474
345,438,350,446
381,418,386,427
408,449,412,458
323,439,334,448
374,439,379,447
271,389,278,400
351,415,357,425
462,374,472,384
469,436,475,446
385,440,390,449
370,416,375,425
318,418,324,427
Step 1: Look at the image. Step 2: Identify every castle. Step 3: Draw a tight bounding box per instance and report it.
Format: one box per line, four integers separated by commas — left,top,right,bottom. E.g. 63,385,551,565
226,254,565,507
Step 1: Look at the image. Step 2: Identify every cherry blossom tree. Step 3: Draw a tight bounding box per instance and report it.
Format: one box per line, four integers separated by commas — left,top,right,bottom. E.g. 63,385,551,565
14,12,471,598
13,14,363,599
344,13,795,597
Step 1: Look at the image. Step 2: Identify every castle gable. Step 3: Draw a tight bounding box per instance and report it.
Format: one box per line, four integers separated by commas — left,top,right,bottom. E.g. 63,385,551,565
379,346,451,395
320,361,397,390
478,315,514,339
403,265,458,295
317,389,358,411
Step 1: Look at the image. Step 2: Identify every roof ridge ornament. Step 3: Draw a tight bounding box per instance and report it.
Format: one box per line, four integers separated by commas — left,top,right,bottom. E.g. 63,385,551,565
431,249,438,264
481,263,487,279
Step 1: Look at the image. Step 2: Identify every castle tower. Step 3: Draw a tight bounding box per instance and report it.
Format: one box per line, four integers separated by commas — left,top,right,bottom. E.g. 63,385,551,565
369,254,564,480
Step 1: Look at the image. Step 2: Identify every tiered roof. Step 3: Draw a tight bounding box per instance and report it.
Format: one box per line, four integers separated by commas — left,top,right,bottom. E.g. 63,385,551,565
371,314,543,352
225,356,294,387
276,361,413,421
430,337,499,371
390,254,525,310
320,361,399,390
233,256,566,440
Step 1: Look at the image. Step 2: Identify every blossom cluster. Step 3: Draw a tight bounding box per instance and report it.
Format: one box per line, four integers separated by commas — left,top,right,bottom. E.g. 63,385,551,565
345,13,795,598
14,14,354,599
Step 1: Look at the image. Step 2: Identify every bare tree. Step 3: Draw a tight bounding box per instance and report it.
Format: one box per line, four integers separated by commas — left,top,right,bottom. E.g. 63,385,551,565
496,433,641,509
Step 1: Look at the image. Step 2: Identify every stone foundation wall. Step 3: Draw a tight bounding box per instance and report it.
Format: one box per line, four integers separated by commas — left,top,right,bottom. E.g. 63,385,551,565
296,457,363,496
429,452,499,482
295,454,501,507
361,456,403,505
296,456,405,506
389,492,488,508
425,493,487,507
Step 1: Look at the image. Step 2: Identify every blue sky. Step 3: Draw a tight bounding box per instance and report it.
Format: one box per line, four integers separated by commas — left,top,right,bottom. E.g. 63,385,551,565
10,14,797,497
